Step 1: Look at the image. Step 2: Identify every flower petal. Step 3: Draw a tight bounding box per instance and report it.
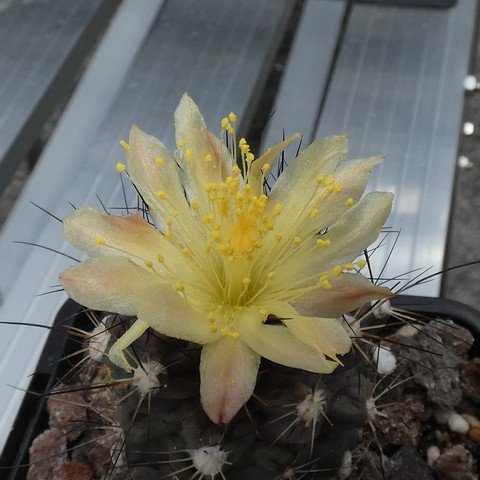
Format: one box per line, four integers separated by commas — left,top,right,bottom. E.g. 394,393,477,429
294,273,393,318
248,133,301,195
127,125,194,232
282,191,394,283
63,207,185,273
266,135,348,230
59,257,159,315
59,257,214,344
303,156,383,237
174,94,233,206
200,337,260,423
269,303,351,362
237,309,338,374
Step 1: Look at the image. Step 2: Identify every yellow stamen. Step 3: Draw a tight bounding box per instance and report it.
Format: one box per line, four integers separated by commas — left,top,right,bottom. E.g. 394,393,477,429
94,236,106,246
228,112,237,123
155,157,164,166
332,265,343,277
346,198,355,206
177,140,185,148
116,162,126,173
145,260,154,268
293,236,302,245
156,191,168,200
310,208,318,218
316,238,331,247
174,282,185,292
357,259,367,268
119,140,130,151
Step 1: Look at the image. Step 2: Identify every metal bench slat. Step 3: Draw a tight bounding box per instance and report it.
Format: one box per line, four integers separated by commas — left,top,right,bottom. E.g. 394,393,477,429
316,0,476,295
0,0,119,193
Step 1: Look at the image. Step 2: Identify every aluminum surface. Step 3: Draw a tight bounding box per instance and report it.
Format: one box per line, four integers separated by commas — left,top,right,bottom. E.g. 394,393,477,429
0,0,116,193
316,0,476,295
0,0,291,454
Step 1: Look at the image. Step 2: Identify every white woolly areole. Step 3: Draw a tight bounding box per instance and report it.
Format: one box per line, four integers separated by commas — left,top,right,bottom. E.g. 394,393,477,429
339,450,352,480
133,361,164,395
88,322,112,361
190,445,228,478
296,389,327,426
372,345,397,375
371,299,394,320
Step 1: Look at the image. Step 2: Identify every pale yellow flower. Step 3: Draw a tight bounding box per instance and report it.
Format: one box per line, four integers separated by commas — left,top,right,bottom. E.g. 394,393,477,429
59,94,393,424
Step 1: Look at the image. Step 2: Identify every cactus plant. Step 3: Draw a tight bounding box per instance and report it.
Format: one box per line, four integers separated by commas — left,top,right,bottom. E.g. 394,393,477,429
29,94,397,479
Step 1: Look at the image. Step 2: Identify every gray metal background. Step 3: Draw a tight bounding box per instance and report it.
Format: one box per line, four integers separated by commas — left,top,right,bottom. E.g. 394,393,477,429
0,0,117,193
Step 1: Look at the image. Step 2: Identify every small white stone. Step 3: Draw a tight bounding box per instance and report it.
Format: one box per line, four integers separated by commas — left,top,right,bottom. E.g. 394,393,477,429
463,122,475,135
190,445,228,477
372,346,397,375
426,445,440,467
464,75,478,91
433,406,454,425
448,412,470,435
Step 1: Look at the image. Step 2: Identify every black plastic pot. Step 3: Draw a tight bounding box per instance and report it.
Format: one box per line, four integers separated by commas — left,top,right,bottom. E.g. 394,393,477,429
0,295,479,479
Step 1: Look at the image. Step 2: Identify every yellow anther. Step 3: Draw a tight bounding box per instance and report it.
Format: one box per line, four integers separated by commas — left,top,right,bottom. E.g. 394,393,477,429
177,140,185,148
293,236,302,245
231,332,240,340
174,282,185,292
344,263,355,271
145,260,154,268
94,236,106,246
325,175,335,185
165,218,173,227
273,203,283,216
191,199,200,211
228,112,237,123
156,191,168,200
316,238,331,247
267,272,275,279
171,210,179,217
357,259,367,268
182,247,191,257
157,253,164,263
119,140,130,151
320,279,332,290
210,325,218,333
275,233,282,243
316,176,324,184
332,265,343,277
205,153,213,163
116,162,126,173
346,198,355,206
221,117,229,128
202,214,213,224
232,165,241,175
333,183,341,193
165,229,173,239
185,148,193,160
239,138,247,146
261,163,271,174
155,156,164,166
226,124,234,134
246,152,254,162
243,277,251,285
310,208,318,218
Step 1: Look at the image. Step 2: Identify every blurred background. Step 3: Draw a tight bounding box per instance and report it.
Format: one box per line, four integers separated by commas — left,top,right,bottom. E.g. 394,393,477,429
0,0,479,456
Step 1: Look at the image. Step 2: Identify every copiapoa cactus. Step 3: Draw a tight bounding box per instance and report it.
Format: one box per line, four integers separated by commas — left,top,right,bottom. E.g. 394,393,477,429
52,94,394,479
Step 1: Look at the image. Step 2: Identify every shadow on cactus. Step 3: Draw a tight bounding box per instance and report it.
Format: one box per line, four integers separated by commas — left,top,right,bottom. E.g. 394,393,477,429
44,94,396,479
